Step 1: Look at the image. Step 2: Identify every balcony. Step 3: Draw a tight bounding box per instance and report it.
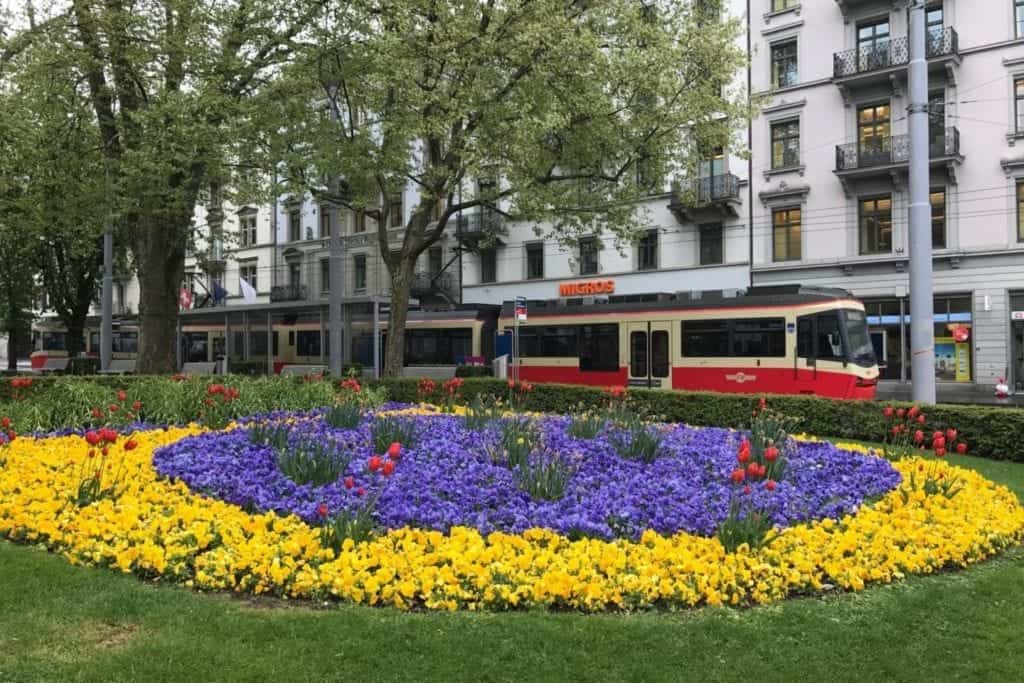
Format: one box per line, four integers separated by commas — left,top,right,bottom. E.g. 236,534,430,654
668,173,742,223
410,271,459,304
834,127,962,192
832,28,959,102
270,283,308,302
454,210,505,245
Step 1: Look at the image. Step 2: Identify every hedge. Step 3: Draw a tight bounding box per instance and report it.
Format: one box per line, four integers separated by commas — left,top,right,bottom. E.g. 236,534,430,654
1,375,1022,462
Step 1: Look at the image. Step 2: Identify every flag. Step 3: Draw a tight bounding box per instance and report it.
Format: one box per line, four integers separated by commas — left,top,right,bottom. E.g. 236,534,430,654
212,280,228,304
179,288,193,310
239,277,257,304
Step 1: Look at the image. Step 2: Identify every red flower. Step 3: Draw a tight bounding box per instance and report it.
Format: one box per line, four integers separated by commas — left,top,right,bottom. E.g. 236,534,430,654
764,446,779,463
123,439,138,451
935,447,947,458
101,445,109,456
883,406,894,418
344,476,355,489
316,503,329,519
507,380,516,389
357,487,366,497
945,428,957,441
368,455,382,472
387,442,402,459
742,485,752,495
932,436,946,451
85,431,101,446
932,430,943,442
913,430,924,444
382,460,396,476
108,404,119,413
765,479,777,492
117,390,127,402
0,417,9,429
758,396,767,410
746,462,761,479
737,451,751,465
91,408,104,419
132,400,143,412
730,468,745,484
917,414,926,424
908,406,920,418
203,398,214,407
956,442,968,455
207,384,225,396
891,426,900,436
896,408,906,419
6,431,14,442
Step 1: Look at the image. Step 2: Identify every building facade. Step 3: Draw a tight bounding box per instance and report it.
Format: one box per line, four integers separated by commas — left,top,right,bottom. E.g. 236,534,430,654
749,0,1024,393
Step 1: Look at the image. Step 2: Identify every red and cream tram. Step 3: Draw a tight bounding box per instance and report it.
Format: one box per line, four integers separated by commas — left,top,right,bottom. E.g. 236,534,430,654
498,286,880,400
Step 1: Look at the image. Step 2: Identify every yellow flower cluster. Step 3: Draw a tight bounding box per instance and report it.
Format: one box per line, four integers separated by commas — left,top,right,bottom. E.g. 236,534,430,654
0,429,1021,611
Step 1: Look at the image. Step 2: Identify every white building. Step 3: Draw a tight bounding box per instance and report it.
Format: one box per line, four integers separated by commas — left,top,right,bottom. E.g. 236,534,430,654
748,0,1024,395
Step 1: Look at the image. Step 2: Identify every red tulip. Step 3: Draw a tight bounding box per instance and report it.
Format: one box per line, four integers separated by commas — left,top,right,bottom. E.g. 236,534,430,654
357,487,366,497
344,476,355,489
101,445,109,456
765,479,777,492
124,439,138,451
913,430,924,444
956,442,968,455
132,400,143,412
730,468,745,484
91,408,104,419
932,436,946,451
883,406,894,417
737,451,751,465
932,430,943,442
0,417,9,429
316,503,329,519
908,406,919,418
387,442,402,459
742,485,752,495
117,390,127,402
935,447,947,458
896,408,906,419
507,380,516,389
368,455,382,472
945,429,957,441
6,431,14,442
109,404,119,413
764,446,779,463
85,431,100,446
917,415,926,424
382,460,396,476
891,426,900,436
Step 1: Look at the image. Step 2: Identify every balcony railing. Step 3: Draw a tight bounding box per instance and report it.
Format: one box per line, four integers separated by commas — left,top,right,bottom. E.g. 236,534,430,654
833,27,958,79
678,173,741,204
835,127,960,172
410,271,457,299
270,283,308,302
455,210,504,238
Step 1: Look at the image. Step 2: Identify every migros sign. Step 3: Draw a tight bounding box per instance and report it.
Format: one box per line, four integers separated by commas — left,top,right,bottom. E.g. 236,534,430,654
559,280,615,297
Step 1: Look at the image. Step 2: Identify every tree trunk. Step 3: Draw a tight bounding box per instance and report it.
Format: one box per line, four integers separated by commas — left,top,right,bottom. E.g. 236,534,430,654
383,257,416,378
6,325,16,372
135,218,186,374
65,321,85,358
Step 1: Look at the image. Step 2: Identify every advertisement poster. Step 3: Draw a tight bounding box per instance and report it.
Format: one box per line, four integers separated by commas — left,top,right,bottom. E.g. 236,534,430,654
935,337,971,382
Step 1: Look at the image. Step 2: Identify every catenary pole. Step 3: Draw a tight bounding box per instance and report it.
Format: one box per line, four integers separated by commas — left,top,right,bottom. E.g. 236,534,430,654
327,83,344,378
908,0,936,404
100,161,113,372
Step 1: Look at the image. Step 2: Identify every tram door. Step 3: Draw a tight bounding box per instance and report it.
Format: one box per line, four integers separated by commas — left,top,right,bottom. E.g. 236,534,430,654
626,321,673,389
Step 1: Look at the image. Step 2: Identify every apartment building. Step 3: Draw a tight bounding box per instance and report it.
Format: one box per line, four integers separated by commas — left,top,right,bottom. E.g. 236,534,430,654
749,0,1024,393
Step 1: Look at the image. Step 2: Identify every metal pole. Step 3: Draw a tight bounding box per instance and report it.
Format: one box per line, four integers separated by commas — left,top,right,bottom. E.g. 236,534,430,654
267,312,273,376
100,164,113,372
908,0,936,404
175,318,182,372
373,299,380,379
327,85,344,378
224,314,231,375
319,307,325,365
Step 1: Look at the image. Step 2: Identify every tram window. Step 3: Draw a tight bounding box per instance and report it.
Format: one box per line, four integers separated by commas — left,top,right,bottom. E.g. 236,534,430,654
296,331,322,357
405,328,471,364
630,331,648,377
42,332,67,351
579,324,619,372
249,332,278,357
651,330,670,377
732,318,785,357
540,326,578,357
680,320,730,357
816,313,844,360
113,332,138,354
517,327,541,357
797,316,814,358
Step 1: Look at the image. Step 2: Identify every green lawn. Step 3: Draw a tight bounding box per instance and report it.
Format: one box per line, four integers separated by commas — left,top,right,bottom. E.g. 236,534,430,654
1,452,1022,682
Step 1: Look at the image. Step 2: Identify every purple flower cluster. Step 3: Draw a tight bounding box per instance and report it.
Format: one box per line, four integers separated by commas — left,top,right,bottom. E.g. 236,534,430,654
152,410,901,540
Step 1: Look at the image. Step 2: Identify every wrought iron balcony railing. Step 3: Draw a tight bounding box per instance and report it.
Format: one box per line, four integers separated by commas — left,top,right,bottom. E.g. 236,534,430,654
835,127,960,172
833,27,958,79
410,271,457,299
455,210,504,238
270,283,308,302
673,173,741,205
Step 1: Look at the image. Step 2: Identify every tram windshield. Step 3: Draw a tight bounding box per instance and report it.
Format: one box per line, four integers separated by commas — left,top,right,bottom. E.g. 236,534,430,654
842,309,876,367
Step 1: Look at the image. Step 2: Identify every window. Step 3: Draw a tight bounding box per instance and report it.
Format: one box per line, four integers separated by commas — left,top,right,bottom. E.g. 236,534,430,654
428,246,443,276
541,326,578,357
296,331,322,358
288,261,301,286
42,332,67,351
732,318,786,357
526,243,544,280
797,313,844,361
681,319,730,357
320,208,331,239
353,209,366,233
797,317,813,359
320,258,330,293
1017,0,1024,38
288,208,301,242
249,331,279,358
239,262,257,294
239,212,257,246
858,103,891,165
480,247,497,283
579,236,599,275
630,332,648,376
699,224,723,265
388,194,403,228
859,196,892,254
770,120,800,169
637,230,658,271
1016,78,1024,133
579,324,619,372
925,6,944,54
354,254,367,292
928,91,946,154
931,189,946,249
857,19,891,71
771,40,798,89
772,208,801,262
1018,181,1024,242
771,0,795,10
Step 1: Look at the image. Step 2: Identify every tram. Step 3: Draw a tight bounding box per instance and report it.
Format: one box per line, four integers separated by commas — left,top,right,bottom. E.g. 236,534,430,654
497,286,879,399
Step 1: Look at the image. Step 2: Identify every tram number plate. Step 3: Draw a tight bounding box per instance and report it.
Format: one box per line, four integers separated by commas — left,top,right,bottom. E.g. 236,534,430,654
628,379,653,388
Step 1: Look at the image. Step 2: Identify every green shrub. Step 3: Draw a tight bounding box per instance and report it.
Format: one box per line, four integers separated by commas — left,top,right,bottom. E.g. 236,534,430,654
454,365,492,378
67,357,100,375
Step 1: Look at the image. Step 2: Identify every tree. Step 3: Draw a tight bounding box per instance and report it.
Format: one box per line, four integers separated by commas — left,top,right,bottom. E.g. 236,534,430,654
263,0,748,376
3,0,325,373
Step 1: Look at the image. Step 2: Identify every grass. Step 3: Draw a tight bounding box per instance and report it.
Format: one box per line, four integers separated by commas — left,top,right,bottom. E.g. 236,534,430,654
0,452,1022,681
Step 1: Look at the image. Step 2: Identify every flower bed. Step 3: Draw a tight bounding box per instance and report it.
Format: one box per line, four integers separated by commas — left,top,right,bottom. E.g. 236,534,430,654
0,408,1021,611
